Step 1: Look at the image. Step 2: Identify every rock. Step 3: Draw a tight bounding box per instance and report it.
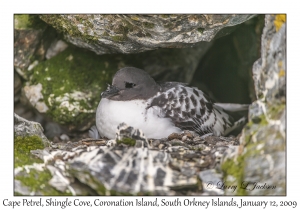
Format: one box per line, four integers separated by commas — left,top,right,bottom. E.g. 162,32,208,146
59,134,70,141
253,16,286,102
221,15,286,195
13,115,71,195
34,125,198,195
22,83,49,113
45,162,95,195
45,39,68,59
39,14,255,55
21,46,115,130
14,15,56,80
14,100,67,140
14,72,22,103
14,113,49,145
199,169,224,195
44,121,64,139
14,28,43,79
168,133,183,140
18,122,239,195
183,130,195,139
14,180,31,195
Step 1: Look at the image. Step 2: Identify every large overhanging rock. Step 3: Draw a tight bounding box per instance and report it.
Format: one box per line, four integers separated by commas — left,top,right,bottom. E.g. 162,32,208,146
39,14,255,54
221,15,286,195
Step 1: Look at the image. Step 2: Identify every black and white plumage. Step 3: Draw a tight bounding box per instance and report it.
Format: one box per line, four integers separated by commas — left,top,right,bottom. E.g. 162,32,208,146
96,67,248,139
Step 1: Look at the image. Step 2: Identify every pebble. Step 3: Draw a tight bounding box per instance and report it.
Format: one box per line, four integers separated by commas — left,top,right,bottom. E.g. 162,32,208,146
193,136,203,142
168,133,182,140
216,141,226,146
183,131,194,139
106,140,116,147
52,136,61,143
158,144,165,150
151,139,161,147
60,134,70,141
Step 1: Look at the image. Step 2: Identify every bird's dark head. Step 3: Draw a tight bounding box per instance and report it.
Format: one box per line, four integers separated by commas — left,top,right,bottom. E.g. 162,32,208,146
101,67,160,101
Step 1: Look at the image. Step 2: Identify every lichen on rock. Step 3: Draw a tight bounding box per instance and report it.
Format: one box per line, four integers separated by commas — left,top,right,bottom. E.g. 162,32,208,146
39,14,255,55
221,15,286,196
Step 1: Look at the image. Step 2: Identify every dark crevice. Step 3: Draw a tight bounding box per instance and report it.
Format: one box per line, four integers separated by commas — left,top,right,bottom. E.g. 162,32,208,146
191,15,265,104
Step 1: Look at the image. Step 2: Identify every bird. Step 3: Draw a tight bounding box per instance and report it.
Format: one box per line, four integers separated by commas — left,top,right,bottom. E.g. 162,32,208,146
95,67,248,139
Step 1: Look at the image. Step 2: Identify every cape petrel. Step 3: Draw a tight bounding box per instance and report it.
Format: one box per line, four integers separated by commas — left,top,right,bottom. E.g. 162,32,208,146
96,67,248,139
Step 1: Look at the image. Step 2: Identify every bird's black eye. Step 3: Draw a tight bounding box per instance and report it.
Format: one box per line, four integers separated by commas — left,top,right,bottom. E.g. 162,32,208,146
125,82,136,88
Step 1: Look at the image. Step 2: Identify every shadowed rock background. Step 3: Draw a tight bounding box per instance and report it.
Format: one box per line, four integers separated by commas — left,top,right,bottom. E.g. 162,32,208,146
14,14,286,195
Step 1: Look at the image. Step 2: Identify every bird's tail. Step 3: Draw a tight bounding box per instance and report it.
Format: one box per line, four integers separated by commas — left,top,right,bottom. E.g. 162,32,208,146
214,103,249,136
214,103,249,112
89,125,101,139
223,116,247,136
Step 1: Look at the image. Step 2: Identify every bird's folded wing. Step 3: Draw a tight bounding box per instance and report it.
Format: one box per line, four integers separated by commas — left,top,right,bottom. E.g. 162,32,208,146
148,84,237,136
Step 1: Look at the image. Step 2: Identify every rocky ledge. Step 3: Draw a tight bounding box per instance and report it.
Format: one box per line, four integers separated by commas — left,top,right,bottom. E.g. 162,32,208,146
15,121,239,195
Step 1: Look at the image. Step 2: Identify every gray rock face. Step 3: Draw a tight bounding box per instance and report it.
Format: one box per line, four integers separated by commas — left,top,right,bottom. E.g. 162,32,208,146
221,15,286,195
40,14,255,54
253,17,286,102
14,29,43,79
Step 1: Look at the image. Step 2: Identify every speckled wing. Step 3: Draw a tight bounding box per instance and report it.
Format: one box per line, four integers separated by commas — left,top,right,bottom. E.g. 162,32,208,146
148,83,238,136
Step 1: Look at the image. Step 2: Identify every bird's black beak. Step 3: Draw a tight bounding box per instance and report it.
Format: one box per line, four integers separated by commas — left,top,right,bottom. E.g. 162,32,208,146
101,84,120,98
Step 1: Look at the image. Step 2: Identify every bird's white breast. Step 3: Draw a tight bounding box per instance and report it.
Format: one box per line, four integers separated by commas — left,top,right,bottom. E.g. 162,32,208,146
96,98,181,139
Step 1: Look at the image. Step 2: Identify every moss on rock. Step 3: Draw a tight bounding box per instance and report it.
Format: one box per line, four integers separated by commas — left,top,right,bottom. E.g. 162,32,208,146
14,135,44,168
221,103,285,195
15,167,72,196
38,15,255,55
14,135,72,195
117,137,136,146
15,14,48,30
14,15,31,29
29,46,118,125
40,15,114,45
